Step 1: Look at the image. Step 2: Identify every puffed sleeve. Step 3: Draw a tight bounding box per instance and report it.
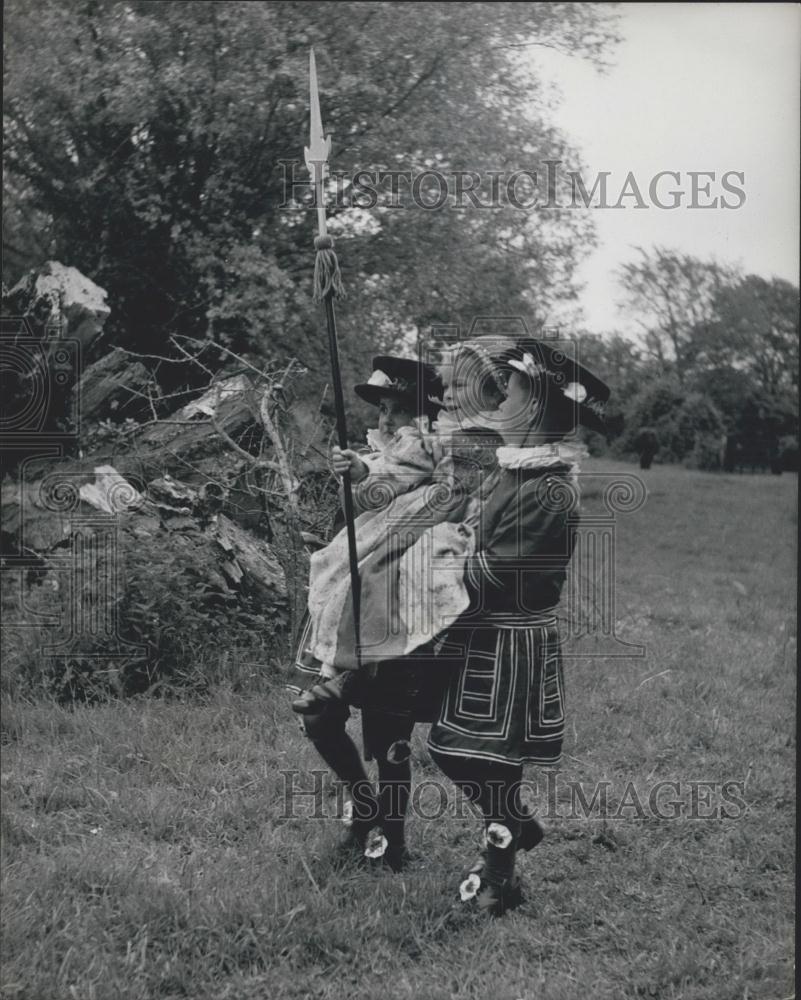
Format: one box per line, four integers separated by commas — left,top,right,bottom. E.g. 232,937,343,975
464,474,578,613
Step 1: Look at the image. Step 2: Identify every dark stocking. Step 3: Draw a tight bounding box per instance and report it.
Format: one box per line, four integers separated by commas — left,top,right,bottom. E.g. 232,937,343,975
430,750,523,887
302,703,376,827
362,711,415,851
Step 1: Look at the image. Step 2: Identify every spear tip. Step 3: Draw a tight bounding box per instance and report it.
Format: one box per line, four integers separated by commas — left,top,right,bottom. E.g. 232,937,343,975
309,47,318,98
306,45,330,179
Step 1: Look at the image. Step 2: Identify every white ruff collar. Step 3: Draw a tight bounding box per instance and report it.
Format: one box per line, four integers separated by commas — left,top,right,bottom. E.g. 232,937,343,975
496,442,588,470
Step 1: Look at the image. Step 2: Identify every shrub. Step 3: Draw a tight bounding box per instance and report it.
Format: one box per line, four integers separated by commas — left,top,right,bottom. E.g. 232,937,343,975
620,378,727,467
676,393,726,462
687,432,724,471
1,523,288,702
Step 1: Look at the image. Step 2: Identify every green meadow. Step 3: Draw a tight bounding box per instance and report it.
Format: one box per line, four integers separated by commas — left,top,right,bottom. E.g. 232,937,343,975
1,460,796,1000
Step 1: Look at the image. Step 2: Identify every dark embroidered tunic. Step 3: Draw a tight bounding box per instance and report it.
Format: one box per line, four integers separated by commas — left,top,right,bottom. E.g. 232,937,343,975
427,463,578,765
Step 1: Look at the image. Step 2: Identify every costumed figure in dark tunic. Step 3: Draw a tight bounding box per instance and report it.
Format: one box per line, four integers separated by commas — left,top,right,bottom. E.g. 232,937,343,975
427,337,610,915
287,344,506,871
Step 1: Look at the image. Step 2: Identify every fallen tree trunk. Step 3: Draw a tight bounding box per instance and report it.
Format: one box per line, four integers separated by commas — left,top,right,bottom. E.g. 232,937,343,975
77,348,152,422
128,374,260,481
213,513,285,601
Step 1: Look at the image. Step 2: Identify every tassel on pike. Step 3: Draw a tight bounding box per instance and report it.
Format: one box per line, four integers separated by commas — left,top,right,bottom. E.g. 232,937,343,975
313,234,345,303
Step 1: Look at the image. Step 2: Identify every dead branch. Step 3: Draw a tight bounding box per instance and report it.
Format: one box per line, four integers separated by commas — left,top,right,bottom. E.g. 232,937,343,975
258,374,300,516
209,381,281,474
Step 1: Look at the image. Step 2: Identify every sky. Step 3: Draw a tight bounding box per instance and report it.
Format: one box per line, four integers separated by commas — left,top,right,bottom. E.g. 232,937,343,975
531,2,801,334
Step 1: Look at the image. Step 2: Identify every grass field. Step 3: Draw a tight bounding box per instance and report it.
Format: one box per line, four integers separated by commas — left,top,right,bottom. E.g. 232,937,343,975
1,459,796,1000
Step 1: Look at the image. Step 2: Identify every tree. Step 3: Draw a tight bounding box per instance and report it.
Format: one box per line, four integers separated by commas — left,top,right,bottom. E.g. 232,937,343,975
621,374,685,461
709,275,799,397
692,276,798,467
676,393,725,470
3,0,619,419
615,249,798,470
618,247,736,380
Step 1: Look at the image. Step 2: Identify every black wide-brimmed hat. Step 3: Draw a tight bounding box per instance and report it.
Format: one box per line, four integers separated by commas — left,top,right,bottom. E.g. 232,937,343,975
354,355,444,419
494,338,610,433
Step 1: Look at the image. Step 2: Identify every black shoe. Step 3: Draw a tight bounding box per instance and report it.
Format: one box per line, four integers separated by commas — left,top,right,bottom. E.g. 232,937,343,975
360,836,411,873
381,843,411,873
475,874,524,917
469,821,520,916
335,784,379,854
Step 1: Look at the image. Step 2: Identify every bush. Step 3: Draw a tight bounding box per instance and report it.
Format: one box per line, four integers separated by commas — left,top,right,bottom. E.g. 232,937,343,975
117,526,287,693
687,432,724,471
1,523,288,702
676,393,725,460
620,378,727,468
620,376,684,462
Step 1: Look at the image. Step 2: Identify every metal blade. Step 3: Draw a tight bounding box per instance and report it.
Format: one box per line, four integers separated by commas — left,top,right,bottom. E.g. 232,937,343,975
304,47,331,185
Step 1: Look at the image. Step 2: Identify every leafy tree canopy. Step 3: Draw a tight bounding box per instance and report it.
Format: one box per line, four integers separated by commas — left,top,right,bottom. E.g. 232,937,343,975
4,0,619,416
612,249,798,467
